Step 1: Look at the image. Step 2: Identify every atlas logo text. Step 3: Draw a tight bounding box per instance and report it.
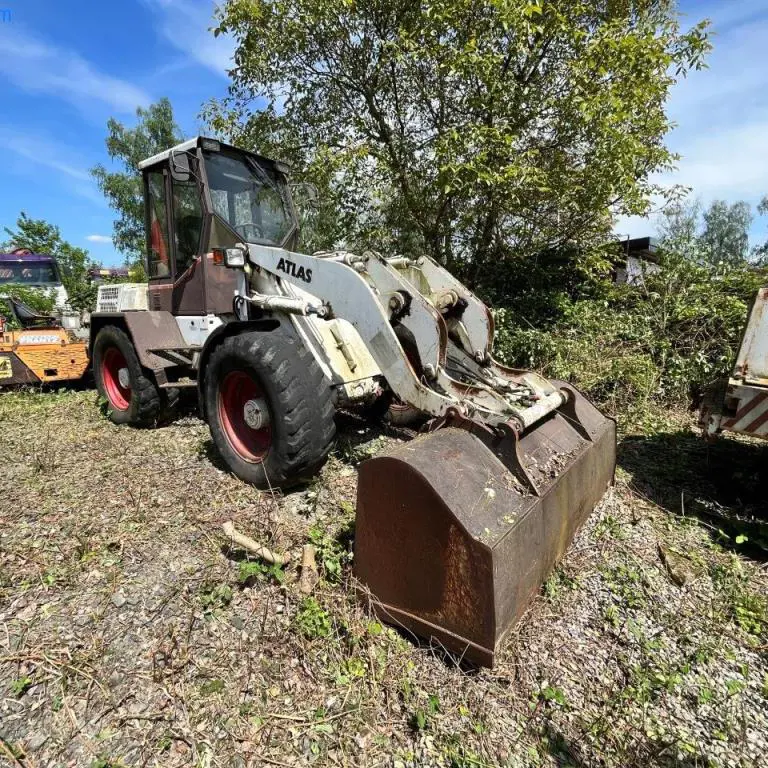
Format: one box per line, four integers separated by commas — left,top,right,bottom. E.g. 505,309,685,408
276,257,312,283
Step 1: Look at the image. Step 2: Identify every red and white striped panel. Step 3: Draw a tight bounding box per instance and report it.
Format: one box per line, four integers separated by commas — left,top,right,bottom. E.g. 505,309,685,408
722,387,768,437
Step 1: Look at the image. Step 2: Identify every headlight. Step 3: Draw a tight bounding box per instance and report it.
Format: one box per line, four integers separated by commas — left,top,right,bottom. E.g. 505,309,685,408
225,247,245,267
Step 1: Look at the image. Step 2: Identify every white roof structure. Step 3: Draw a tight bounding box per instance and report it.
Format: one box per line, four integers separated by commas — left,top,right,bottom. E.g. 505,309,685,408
137,136,290,174
137,137,201,170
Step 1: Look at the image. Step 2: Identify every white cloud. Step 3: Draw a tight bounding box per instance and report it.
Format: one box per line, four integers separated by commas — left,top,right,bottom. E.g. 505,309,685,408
0,126,104,205
86,235,113,244
143,0,234,77
0,29,151,114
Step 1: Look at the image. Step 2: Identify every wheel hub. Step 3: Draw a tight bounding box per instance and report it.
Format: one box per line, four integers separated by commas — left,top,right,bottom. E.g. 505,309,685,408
243,398,270,430
118,368,131,389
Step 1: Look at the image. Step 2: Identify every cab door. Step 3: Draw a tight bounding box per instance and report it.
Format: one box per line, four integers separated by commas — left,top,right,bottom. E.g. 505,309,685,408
168,170,206,315
145,161,207,315
146,166,174,312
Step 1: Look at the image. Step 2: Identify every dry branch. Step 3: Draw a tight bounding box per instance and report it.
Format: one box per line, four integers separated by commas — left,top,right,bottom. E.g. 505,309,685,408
299,544,319,594
222,520,289,565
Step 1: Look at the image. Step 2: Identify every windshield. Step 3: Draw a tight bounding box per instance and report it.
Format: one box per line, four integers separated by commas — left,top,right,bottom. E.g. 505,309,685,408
204,150,294,245
0,262,60,285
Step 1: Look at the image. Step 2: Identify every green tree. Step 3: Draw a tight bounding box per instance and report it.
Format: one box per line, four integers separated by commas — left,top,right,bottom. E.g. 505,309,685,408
700,199,752,266
207,0,710,292
656,198,701,256
91,98,183,278
656,197,754,266
2,212,96,311
753,195,768,263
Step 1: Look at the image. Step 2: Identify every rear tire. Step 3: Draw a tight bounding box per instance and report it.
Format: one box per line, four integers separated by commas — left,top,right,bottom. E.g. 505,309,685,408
93,325,161,426
204,327,336,489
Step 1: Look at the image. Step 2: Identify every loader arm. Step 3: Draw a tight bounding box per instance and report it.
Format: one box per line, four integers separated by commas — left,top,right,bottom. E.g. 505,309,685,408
246,244,566,430
246,243,461,418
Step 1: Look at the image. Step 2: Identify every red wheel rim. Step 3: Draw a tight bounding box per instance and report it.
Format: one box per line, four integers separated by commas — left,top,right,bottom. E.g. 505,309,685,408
102,347,131,410
218,370,272,462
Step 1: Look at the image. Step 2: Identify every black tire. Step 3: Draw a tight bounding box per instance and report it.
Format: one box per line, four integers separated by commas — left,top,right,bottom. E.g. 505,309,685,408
158,386,181,425
204,327,336,489
93,325,161,426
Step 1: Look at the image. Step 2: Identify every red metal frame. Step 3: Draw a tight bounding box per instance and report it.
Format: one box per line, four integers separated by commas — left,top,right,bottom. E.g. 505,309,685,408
102,347,131,410
218,370,272,462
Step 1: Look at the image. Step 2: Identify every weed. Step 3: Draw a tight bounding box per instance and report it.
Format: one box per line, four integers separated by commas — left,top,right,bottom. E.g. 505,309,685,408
295,597,332,639
539,685,568,707
366,620,383,636
710,558,768,638
92,757,125,768
200,679,226,697
725,679,745,697
10,676,32,697
308,525,352,583
442,734,492,767
601,563,646,609
603,603,620,628
595,514,625,540
410,693,440,731
199,583,233,615
544,566,577,600
237,559,285,586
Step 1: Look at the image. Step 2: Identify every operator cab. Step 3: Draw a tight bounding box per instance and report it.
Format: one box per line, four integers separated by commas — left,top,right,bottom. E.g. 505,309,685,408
138,136,297,316
0,250,69,309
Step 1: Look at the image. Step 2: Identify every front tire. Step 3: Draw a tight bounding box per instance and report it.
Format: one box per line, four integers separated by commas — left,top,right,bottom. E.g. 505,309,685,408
204,327,336,489
93,325,161,425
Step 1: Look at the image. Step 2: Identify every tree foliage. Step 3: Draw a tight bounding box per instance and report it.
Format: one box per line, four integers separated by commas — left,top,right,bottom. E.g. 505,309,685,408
207,0,710,289
700,200,752,265
658,198,753,266
753,195,768,263
91,98,183,278
2,212,96,312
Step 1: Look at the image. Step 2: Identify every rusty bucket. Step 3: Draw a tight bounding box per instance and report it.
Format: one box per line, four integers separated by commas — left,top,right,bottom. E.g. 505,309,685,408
354,384,616,667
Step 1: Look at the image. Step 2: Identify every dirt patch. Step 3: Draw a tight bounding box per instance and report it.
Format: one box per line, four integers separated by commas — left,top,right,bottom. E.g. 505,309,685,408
1,390,766,767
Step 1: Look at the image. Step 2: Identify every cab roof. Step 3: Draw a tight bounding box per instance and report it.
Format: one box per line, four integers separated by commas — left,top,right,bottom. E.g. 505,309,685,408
137,136,287,173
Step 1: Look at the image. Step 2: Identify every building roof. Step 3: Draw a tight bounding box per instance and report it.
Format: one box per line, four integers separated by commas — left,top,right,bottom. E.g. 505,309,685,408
617,236,659,263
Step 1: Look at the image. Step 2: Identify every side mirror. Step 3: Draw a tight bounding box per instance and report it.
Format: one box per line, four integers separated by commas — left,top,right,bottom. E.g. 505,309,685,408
170,150,191,182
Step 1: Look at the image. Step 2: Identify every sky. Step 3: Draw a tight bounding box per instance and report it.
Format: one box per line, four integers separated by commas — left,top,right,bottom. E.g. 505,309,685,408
616,0,768,246
0,0,234,265
0,1,767,266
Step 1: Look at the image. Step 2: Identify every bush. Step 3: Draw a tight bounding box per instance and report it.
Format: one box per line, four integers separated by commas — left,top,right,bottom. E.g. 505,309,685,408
492,251,764,427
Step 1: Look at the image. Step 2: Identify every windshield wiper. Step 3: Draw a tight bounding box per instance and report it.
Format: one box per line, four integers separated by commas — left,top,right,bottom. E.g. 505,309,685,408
244,155,281,195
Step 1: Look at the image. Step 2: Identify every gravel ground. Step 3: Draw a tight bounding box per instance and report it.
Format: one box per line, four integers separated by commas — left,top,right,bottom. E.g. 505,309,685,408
0,389,766,768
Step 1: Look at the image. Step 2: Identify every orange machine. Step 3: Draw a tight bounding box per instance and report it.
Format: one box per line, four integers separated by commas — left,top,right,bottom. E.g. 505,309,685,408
0,299,89,386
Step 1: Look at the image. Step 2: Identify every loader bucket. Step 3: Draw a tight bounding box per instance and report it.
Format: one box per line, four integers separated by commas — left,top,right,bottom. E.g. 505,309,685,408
354,384,615,667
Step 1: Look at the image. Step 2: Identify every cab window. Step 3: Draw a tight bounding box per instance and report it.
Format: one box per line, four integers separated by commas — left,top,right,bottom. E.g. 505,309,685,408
147,172,170,278
172,177,203,275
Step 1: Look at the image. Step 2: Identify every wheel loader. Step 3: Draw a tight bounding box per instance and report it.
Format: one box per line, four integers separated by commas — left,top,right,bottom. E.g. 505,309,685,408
90,136,616,666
